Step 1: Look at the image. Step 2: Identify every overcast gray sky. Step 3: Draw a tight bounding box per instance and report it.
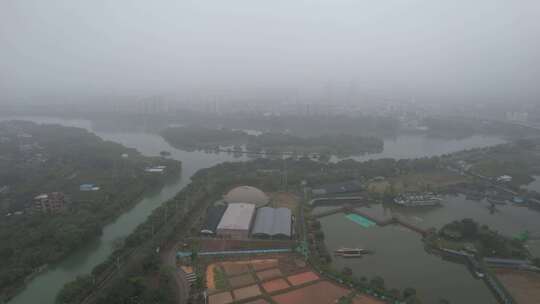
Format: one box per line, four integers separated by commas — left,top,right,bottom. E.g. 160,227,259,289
1,0,539,103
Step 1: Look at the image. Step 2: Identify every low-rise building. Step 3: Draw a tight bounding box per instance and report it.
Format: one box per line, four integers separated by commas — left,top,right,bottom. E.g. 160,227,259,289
311,180,363,196
33,192,66,214
394,193,443,207
251,207,292,239
201,205,227,235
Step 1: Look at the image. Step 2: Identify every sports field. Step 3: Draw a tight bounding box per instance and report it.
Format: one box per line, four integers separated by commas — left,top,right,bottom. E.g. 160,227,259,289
286,271,319,286
345,213,376,228
272,281,349,304
204,255,382,304
262,278,290,293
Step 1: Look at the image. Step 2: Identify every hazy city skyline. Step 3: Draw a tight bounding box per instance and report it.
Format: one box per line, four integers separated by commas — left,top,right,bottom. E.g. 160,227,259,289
1,1,540,105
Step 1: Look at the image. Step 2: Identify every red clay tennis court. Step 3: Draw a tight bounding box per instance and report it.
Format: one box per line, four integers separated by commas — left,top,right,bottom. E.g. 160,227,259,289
262,278,291,293
229,273,256,288
208,291,233,304
286,271,319,286
272,281,350,304
256,268,283,281
232,284,262,301
251,259,279,271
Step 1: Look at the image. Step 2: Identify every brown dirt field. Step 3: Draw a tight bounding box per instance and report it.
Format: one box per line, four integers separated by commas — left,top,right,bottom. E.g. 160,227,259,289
256,268,283,281
208,291,233,304
353,295,386,304
206,264,217,290
251,259,279,271
262,278,291,293
229,273,256,288
286,271,319,286
233,284,262,301
494,268,540,304
222,262,250,276
272,281,350,304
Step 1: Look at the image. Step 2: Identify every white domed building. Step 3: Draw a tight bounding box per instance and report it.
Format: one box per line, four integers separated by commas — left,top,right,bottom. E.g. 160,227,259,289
224,186,270,208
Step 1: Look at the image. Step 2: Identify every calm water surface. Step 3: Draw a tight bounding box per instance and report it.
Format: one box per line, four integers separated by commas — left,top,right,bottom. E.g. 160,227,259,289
317,194,540,303
333,134,506,162
320,213,496,304
0,116,508,303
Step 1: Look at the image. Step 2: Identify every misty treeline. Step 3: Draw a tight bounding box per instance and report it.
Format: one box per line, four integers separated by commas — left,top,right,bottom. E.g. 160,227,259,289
161,125,384,157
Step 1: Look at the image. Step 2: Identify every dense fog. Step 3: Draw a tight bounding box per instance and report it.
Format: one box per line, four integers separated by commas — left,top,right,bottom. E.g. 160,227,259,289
1,1,540,104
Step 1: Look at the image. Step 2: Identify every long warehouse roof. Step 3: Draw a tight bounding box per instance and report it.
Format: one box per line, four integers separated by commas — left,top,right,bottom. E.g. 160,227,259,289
251,207,291,237
217,203,255,231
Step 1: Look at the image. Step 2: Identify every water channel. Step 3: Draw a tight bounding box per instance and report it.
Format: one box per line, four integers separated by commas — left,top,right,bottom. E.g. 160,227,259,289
1,116,507,303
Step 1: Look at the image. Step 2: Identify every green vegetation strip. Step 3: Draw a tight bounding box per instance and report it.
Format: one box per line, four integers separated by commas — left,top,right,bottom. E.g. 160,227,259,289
345,214,376,228
213,267,228,290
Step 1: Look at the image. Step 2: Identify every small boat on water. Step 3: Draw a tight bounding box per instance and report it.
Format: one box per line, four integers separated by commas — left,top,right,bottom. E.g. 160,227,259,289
394,193,443,207
342,252,363,258
334,247,371,258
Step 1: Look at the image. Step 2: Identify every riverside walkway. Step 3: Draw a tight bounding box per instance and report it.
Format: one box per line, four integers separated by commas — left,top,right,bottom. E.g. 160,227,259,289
308,196,366,206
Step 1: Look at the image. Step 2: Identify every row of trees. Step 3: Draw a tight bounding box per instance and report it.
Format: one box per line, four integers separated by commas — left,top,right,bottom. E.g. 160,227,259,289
439,219,528,259
161,125,384,157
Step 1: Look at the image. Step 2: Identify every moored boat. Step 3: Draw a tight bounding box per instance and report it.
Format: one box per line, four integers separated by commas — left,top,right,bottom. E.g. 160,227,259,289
334,247,370,257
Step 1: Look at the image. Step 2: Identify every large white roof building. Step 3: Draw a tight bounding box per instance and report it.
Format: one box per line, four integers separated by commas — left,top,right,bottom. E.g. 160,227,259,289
216,203,256,239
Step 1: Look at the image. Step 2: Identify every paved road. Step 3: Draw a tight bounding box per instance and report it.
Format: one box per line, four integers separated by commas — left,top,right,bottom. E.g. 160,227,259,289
162,246,190,304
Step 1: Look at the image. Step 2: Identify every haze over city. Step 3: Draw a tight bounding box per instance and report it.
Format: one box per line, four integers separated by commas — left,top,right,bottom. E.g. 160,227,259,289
2,0,540,105
1,2,540,304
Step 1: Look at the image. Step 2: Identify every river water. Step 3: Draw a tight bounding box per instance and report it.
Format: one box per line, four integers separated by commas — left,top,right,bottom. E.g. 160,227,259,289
1,116,506,303
317,195,540,303
523,175,540,193
332,134,505,162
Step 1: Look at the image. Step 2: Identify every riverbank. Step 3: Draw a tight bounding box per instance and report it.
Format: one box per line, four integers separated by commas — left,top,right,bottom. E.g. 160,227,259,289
0,121,181,303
